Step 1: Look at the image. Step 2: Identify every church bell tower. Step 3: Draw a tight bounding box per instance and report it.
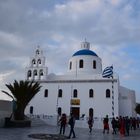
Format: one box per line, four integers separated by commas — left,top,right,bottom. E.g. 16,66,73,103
25,46,48,81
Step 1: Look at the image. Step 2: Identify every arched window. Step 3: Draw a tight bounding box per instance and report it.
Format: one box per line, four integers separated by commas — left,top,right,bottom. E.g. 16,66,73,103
32,59,36,64
93,60,96,69
38,59,41,64
69,61,72,70
33,70,37,76
89,108,94,117
28,70,32,77
58,89,62,97
30,106,33,114
44,89,48,97
58,107,62,116
40,69,43,76
73,89,78,98
79,59,84,68
36,49,40,55
89,89,94,98
106,89,111,98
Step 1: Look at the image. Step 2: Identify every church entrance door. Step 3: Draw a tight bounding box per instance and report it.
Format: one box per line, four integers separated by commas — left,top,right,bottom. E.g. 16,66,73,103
71,107,80,120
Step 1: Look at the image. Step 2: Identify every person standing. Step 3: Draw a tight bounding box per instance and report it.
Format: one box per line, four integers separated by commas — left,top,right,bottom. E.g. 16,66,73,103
67,114,76,139
59,113,67,135
88,116,94,133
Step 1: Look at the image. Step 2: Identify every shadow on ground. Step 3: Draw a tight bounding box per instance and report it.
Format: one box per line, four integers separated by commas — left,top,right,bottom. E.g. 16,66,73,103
28,133,67,140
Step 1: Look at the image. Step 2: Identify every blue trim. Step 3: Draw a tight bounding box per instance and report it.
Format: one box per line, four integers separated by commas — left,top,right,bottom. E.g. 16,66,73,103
73,50,98,57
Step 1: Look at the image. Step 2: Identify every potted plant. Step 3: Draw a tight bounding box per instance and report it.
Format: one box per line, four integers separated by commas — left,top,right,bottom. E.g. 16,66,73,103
2,80,41,127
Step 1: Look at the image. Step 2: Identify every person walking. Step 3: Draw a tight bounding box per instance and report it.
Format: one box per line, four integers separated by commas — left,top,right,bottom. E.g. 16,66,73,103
119,116,125,137
88,116,94,133
59,113,67,135
125,116,130,136
67,113,76,139
111,117,117,134
103,115,109,134
132,117,136,130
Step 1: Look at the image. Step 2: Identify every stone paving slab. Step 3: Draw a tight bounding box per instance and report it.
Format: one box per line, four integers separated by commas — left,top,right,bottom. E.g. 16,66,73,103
0,125,140,140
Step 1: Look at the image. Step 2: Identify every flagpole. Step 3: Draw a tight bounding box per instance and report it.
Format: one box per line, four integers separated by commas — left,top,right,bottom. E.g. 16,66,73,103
102,65,114,117
111,65,114,117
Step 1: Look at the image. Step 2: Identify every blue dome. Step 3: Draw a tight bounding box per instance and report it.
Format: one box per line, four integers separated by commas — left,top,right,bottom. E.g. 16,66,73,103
73,49,98,57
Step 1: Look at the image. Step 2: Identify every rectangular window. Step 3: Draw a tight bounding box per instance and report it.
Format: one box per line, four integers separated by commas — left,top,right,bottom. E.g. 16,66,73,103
44,89,48,97
89,89,94,98
93,60,96,69
73,89,78,98
106,89,111,98
79,59,84,68
58,89,63,98
70,62,72,70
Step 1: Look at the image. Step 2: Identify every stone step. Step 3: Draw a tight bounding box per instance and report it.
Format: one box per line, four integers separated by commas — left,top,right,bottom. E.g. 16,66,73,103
30,118,47,127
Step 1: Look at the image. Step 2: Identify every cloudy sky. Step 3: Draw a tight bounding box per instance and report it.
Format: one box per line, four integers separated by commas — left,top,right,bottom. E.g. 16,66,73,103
0,0,140,101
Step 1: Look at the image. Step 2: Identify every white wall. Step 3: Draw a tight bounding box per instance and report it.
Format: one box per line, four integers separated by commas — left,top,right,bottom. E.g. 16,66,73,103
68,55,102,75
0,100,12,127
119,86,136,117
26,78,119,120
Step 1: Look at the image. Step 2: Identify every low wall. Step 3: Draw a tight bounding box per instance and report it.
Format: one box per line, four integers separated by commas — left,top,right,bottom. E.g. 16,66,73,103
0,111,12,127
0,100,12,127
27,114,112,129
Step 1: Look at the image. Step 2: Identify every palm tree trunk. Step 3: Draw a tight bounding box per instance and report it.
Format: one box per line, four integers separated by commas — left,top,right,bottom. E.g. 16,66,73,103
14,105,25,120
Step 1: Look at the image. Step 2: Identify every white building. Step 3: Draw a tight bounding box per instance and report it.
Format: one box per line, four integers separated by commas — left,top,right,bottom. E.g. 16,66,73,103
25,41,136,128
0,100,12,127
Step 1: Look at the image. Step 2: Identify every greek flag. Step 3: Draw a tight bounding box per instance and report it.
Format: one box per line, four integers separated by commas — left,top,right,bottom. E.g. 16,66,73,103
102,66,113,78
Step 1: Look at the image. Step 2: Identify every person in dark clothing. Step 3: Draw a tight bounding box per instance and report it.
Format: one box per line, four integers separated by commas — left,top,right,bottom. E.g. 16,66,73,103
59,113,67,135
115,117,120,132
125,116,130,136
67,114,76,139
136,117,140,128
130,117,133,130
88,116,94,133
111,117,117,134
132,117,136,130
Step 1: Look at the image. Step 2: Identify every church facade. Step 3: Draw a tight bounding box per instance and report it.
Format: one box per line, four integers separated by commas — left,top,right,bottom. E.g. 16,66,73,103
25,41,136,128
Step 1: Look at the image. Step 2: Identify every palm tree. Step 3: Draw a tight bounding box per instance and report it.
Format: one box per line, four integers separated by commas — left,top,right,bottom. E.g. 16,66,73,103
2,80,41,120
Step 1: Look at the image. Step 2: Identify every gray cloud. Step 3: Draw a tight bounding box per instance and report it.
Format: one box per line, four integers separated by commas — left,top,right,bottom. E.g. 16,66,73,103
0,0,140,101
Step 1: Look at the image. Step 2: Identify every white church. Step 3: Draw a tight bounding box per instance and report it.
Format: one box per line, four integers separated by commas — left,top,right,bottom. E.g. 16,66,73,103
25,41,136,128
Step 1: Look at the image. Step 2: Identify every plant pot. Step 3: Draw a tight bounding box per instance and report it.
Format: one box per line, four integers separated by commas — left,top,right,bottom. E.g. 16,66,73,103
4,118,31,128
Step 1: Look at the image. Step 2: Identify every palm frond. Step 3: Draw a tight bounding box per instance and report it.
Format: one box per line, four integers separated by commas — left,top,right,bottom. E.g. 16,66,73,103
1,90,15,100
2,80,41,120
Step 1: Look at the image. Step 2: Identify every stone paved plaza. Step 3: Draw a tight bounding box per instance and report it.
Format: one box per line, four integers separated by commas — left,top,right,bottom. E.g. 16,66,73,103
0,124,140,140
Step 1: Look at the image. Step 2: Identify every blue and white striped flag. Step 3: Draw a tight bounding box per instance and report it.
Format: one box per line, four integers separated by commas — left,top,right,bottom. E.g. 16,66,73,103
102,66,113,78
